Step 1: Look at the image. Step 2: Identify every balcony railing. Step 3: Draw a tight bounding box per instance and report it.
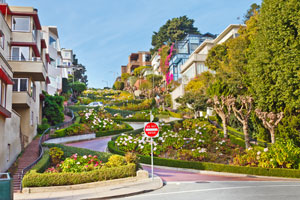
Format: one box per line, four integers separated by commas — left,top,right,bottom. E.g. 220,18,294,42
7,57,42,62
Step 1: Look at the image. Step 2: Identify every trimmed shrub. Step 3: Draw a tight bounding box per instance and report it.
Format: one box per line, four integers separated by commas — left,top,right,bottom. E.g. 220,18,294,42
108,141,300,178
37,118,50,135
30,151,50,173
23,164,136,187
49,147,64,165
96,128,133,137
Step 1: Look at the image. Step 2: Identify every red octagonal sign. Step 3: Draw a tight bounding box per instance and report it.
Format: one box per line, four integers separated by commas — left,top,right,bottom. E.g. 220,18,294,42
144,122,159,137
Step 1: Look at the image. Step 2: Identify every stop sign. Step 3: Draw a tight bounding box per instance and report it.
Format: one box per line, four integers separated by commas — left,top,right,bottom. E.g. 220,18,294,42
144,122,159,137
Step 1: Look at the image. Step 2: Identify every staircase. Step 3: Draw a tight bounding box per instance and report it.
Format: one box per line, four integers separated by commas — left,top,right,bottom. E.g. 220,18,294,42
12,138,40,192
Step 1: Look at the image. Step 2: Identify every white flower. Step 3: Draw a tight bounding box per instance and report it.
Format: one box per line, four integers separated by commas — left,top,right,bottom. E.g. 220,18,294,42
83,155,87,159
76,162,80,165
248,147,253,151
264,148,268,152
257,151,261,155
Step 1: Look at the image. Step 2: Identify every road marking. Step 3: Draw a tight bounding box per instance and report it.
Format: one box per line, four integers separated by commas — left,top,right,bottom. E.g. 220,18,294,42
124,184,300,198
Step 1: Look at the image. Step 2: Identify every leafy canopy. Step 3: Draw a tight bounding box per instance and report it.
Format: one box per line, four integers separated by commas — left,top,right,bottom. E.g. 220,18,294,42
151,16,200,53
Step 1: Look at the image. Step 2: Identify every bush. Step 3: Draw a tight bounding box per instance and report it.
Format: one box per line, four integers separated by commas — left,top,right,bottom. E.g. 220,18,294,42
105,155,126,168
43,92,64,126
23,164,136,187
52,123,88,138
37,118,50,135
49,147,64,165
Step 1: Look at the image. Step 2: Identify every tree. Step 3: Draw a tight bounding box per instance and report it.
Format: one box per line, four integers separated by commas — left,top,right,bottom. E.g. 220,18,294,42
70,81,87,98
255,109,284,144
146,74,163,88
151,16,200,53
208,96,233,138
139,80,152,98
121,73,130,87
73,54,88,85
244,3,260,22
133,66,151,77
113,81,125,90
43,92,64,125
247,0,300,112
229,96,254,149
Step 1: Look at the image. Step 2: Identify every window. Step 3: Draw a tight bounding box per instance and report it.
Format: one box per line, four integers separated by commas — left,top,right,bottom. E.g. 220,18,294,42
12,16,30,32
49,36,57,48
11,46,29,61
64,52,70,58
0,79,6,108
30,111,33,126
12,78,28,92
30,81,36,100
6,144,10,162
0,31,4,49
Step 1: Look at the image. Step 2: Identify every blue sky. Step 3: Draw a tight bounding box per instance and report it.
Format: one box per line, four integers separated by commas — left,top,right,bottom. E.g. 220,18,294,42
7,0,261,88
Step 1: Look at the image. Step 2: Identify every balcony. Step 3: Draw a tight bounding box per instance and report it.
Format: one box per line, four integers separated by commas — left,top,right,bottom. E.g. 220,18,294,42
7,57,47,81
12,32,36,44
181,54,207,73
12,91,32,108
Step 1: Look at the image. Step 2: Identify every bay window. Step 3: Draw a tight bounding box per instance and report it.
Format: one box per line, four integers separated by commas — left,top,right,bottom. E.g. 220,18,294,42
12,78,28,92
11,46,29,61
12,16,30,32
0,79,6,107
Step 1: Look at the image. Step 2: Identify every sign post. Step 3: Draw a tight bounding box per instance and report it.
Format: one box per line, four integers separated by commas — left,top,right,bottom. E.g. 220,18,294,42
144,120,159,180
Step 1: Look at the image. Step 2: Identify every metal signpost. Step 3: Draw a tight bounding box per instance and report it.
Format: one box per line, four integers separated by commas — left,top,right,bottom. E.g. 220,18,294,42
144,117,159,180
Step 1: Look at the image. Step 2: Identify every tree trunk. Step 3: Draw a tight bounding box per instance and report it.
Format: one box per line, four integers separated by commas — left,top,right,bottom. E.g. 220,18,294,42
243,122,251,149
223,119,228,138
270,127,275,144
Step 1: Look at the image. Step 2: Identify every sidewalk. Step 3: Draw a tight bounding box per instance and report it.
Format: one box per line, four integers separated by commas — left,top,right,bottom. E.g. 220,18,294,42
14,175,163,200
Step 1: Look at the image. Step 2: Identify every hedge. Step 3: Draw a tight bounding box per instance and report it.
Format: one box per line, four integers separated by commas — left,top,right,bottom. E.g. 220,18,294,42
43,143,112,162
23,164,136,187
105,107,136,117
30,150,50,173
113,118,159,122
96,128,133,137
108,141,300,179
68,105,93,112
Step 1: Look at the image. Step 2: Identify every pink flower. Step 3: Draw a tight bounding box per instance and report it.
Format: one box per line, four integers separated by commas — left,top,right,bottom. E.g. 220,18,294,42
93,155,97,158
88,155,92,158
85,165,88,167
94,163,98,167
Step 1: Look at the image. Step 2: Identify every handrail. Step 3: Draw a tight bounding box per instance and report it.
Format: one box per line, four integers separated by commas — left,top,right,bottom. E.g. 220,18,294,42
19,109,75,191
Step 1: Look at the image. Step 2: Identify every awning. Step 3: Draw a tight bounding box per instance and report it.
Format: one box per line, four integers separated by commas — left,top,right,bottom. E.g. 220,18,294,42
0,68,13,85
46,76,51,84
41,39,47,49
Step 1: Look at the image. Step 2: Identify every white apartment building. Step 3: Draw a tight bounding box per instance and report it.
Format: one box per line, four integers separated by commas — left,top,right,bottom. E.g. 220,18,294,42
61,48,73,78
0,11,22,173
0,4,47,157
42,26,63,95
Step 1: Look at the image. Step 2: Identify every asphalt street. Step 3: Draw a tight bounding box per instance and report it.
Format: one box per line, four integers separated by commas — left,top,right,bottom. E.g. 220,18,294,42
118,181,300,200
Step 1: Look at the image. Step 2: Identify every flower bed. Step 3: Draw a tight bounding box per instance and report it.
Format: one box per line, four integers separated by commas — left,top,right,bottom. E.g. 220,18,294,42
24,145,137,187
108,140,300,178
113,119,242,164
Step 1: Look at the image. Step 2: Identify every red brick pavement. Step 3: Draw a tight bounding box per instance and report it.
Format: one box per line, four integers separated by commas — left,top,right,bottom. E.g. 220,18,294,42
12,134,50,192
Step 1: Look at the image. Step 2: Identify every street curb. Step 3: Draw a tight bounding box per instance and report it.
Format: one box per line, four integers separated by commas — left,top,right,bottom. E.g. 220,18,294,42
15,171,164,200
142,164,300,181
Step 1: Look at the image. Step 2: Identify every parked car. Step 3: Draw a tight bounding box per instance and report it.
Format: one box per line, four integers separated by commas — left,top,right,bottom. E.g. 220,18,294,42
87,102,103,107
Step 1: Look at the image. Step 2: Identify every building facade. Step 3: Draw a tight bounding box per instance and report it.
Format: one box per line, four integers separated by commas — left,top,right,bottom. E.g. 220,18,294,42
42,26,63,95
170,25,243,109
126,51,151,74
